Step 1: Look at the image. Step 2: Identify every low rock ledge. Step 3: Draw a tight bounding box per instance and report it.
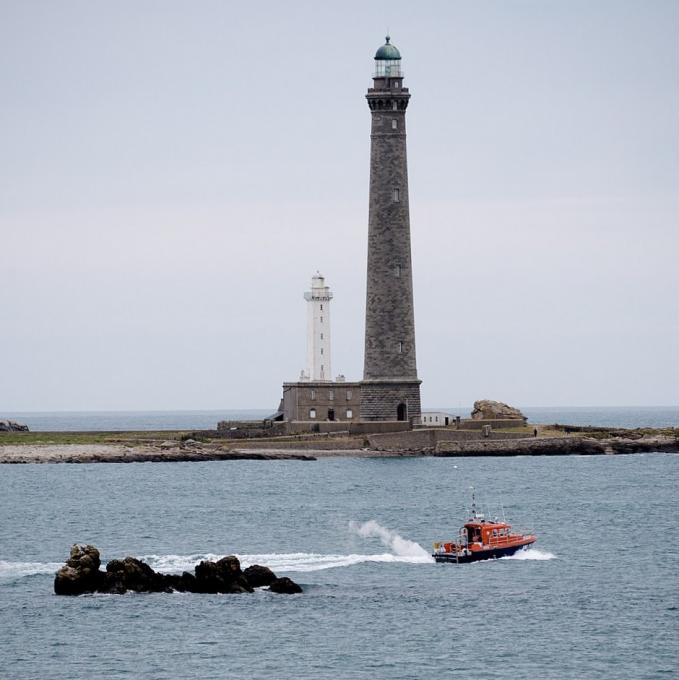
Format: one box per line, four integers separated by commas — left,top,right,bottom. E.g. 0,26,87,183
54,544,302,596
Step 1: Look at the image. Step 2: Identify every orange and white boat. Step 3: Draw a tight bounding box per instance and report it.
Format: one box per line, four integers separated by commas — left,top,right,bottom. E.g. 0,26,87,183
433,491,536,564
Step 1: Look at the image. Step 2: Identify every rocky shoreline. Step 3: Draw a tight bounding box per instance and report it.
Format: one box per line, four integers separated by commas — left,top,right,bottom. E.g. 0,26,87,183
0,444,317,464
54,544,302,596
0,431,677,463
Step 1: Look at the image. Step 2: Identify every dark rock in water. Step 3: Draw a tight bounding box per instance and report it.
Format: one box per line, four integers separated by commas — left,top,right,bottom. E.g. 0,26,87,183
193,557,253,594
54,544,104,595
53,545,299,596
105,556,172,593
0,419,29,432
243,564,277,588
268,577,303,594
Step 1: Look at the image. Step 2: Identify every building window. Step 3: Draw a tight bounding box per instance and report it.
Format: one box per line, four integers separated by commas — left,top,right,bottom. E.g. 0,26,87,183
310,389,316,400
346,409,353,419
395,264,401,277
392,101,397,111
393,80,399,89
328,390,334,400
435,416,439,422
320,304,323,310
398,341,403,354
309,409,316,419
346,390,352,400
393,188,400,202
392,119,397,130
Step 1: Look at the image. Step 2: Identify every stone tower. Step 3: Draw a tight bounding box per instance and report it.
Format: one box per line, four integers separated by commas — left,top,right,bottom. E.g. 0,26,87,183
303,272,333,381
361,37,421,422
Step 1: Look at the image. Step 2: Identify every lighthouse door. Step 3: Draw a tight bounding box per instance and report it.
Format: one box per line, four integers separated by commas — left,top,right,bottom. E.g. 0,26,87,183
397,403,407,421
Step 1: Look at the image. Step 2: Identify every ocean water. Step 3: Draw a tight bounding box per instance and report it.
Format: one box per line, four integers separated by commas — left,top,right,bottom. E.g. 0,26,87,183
4,406,679,431
1,454,677,679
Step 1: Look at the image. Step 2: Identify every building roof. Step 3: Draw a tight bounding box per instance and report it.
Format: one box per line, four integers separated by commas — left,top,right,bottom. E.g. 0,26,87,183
374,36,401,60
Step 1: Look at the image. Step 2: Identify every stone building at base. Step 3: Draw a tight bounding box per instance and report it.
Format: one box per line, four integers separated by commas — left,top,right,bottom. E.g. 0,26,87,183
282,381,362,423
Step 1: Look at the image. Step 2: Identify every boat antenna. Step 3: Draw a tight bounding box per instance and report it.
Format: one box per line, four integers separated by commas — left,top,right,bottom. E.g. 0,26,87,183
470,486,476,518
501,503,506,523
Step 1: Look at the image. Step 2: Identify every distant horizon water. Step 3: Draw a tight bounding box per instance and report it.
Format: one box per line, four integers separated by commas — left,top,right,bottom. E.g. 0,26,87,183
2,406,678,431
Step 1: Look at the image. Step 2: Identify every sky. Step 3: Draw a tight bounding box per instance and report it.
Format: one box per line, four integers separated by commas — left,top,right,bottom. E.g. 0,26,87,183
1,0,678,411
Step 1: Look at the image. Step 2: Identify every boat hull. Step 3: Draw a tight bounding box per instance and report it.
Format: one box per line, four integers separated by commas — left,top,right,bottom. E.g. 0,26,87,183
433,541,534,564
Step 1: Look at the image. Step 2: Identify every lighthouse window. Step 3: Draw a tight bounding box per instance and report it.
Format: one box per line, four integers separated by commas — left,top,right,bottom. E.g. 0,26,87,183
320,317,323,323
309,409,316,419
328,390,334,401
398,341,404,354
346,390,352,400
320,304,323,310
346,409,353,419
310,389,316,400
392,101,397,111
395,264,401,277
393,188,400,202
320,333,323,340
392,120,397,130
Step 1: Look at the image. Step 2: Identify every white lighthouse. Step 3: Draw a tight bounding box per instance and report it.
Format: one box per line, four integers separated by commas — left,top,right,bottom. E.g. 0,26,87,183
302,272,333,381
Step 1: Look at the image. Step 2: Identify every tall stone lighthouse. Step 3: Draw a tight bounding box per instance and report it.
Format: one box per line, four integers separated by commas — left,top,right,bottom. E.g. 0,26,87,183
361,37,421,422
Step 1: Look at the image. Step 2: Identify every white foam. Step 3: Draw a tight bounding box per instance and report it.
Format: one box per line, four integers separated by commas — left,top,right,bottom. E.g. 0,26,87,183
0,560,62,579
0,524,437,580
140,549,432,574
501,548,556,561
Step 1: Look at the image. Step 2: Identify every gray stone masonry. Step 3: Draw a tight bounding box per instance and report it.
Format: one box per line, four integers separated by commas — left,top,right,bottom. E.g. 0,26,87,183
361,70,421,421
282,382,362,423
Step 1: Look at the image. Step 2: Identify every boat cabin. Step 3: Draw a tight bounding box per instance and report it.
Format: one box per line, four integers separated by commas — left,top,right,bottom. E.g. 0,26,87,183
464,521,512,546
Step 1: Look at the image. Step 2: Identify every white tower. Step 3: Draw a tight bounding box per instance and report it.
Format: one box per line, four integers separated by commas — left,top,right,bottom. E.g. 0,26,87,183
303,272,333,381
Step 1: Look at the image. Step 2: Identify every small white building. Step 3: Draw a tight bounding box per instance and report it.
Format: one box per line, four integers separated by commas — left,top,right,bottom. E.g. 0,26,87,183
300,272,333,382
419,411,457,427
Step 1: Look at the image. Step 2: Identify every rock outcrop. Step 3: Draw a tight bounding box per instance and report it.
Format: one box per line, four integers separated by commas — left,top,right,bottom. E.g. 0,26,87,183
0,420,29,432
269,577,304,594
54,545,302,596
471,400,525,421
243,564,277,588
54,544,105,595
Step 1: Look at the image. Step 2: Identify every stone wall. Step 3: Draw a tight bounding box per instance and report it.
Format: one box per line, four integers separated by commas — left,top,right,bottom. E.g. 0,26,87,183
285,421,410,436
434,437,602,456
457,419,527,431
367,428,528,451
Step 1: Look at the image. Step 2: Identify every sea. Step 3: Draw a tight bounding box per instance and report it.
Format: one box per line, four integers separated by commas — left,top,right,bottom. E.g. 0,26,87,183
1,407,678,679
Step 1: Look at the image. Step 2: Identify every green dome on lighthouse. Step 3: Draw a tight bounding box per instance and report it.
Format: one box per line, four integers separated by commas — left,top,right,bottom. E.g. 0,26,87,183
374,36,401,60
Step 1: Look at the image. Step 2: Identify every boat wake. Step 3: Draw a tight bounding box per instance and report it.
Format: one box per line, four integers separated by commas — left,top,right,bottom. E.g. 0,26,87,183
0,522,434,580
501,548,555,561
